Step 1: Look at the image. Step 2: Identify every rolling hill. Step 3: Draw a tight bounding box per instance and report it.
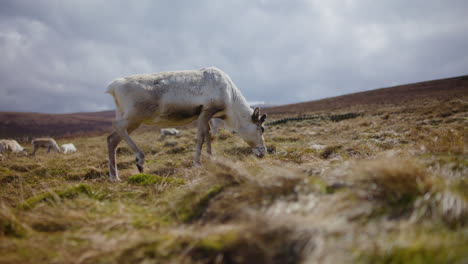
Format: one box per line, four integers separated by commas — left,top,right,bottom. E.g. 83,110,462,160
265,74,468,115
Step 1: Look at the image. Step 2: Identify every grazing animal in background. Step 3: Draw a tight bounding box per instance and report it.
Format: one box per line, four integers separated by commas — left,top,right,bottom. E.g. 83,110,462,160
61,143,77,154
106,66,267,182
160,128,180,139
0,139,28,157
31,138,61,155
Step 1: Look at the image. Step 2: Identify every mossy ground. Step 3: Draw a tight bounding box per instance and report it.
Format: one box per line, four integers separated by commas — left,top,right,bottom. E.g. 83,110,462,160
0,97,467,263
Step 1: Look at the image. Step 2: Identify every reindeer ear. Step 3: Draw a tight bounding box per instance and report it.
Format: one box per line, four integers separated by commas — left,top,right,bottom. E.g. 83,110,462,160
260,114,267,123
252,107,260,122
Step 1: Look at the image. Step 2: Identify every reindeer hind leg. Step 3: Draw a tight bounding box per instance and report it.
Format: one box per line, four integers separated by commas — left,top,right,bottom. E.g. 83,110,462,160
112,119,144,173
107,131,122,181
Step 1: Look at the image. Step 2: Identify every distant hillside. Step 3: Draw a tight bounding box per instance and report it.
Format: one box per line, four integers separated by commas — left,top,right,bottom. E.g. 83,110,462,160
0,111,114,141
1,74,467,140
265,75,468,115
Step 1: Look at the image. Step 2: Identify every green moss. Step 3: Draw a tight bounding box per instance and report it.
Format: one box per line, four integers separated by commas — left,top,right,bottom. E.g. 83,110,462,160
272,136,300,142
360,243,468,264
19,184,94,210
196,231,239,252
128,173,186,186
176,185,224,222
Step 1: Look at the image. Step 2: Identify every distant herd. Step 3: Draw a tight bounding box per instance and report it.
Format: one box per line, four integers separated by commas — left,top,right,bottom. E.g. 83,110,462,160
0,130,181,160
0,138,76,159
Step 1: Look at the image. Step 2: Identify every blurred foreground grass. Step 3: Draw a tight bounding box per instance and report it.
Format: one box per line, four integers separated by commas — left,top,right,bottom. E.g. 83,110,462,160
1,97,467,264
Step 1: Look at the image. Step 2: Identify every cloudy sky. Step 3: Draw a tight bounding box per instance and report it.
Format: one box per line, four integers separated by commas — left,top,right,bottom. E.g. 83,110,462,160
1,0,467,113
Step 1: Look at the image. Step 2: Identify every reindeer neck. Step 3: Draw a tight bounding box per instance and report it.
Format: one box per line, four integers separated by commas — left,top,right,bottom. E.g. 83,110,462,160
224,86,252,133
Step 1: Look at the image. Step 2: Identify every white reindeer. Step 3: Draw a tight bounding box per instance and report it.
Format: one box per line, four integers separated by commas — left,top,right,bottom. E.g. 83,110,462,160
0,139,28,157
106,67,267,181
160,128,180,139
61,143,77,154
31,138,61,155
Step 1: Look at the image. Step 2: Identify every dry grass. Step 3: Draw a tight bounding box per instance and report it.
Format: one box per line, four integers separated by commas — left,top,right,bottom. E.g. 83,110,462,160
0,97,467,263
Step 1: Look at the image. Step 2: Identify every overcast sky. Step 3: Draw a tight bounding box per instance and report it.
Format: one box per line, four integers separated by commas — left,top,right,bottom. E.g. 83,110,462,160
1,0,467,113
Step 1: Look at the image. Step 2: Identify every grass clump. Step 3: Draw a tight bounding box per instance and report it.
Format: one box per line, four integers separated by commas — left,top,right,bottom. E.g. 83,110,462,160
0,204,28,238
166,146,187,154
19,184,94,210
118,230,240,263
358,159,433,202
0,167,18,184
423,128,465,155
451,179,468,201
118,235,181,263
355,158,434,218
119,223,309,264
175,185,225,222
66,166,106,181
320,145,342,159
128,173,186,186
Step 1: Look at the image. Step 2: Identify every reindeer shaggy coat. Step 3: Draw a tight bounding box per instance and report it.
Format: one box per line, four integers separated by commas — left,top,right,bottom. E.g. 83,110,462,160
106,67,267,181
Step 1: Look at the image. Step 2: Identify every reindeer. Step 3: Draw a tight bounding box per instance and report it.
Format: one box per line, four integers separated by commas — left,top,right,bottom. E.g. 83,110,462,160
160,128,180,139
61,143,77,154
106,67,267,182
31,138,61,155
0,139,28,157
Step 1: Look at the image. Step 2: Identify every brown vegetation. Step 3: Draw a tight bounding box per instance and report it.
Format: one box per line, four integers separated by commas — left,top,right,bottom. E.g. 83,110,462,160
0,77,467,263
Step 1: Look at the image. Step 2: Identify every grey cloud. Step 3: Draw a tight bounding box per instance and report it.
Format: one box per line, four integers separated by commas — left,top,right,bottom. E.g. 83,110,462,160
1,0,467,113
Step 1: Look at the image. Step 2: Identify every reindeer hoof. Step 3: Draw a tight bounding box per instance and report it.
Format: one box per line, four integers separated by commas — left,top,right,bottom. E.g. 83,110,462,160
192,160,201,167
136,164,144,173
109,176,122,182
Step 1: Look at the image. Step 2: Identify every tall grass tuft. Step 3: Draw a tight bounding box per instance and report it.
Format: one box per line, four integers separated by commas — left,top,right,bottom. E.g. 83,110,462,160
0,204,29,238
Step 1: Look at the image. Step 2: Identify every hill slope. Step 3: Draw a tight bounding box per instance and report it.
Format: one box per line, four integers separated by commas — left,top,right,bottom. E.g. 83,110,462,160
265,75,468,114
0,111,114,140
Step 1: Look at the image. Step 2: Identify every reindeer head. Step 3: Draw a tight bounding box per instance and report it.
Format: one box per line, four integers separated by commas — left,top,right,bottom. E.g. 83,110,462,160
241,107,267,157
